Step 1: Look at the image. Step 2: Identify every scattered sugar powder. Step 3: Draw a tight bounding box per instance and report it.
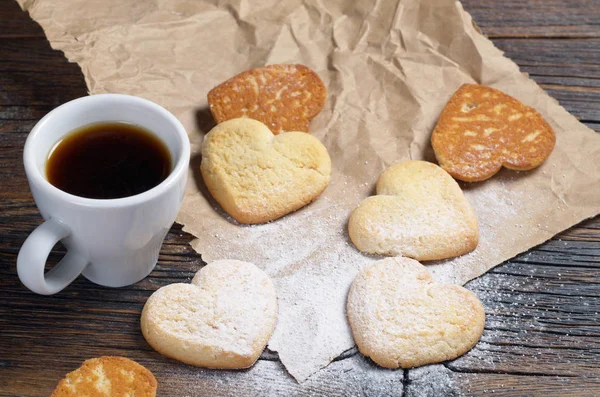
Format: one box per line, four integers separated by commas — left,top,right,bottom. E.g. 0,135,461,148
190,174,378,382
406,365,461,397
427,180,522,284
187,169,562,382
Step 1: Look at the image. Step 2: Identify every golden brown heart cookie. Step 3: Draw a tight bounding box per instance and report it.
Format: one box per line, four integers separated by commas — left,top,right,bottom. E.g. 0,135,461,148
347,257,485,369
431,84,556,182
201,118,332,224
141,260,278,369
207,64,327,134
51,356,157,397
348,160,478,260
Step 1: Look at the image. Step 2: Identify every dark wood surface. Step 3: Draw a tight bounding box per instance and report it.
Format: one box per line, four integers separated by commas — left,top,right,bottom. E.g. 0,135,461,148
1,0,599,396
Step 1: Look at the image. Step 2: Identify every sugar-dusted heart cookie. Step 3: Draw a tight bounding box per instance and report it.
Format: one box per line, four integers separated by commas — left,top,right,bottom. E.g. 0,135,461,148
51,356,157,397
347,257,485,369
208,64,327,134
432,84,556,182
141,260,278,369
348,160,478,260
201,118,331,224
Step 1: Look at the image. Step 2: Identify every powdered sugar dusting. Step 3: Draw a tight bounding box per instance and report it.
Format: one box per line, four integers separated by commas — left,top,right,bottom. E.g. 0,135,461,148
188,165,567,382
406,365,460,397
427,178,523,284
191,174,379,381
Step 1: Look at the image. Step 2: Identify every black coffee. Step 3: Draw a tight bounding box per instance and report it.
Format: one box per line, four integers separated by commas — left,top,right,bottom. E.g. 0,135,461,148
46,122,171,199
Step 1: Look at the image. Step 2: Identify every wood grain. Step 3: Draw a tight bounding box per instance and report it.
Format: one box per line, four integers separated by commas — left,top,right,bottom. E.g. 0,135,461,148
0,4,45,38
462,0,600,38
0,0,599,396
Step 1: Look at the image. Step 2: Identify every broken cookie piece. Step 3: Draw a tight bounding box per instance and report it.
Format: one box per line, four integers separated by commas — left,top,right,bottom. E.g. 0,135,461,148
431,84,556,182
51,356,157,397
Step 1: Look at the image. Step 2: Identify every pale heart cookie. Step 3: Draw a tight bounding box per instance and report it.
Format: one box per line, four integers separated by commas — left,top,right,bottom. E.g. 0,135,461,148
201,118,331,224
347,257,485,369
141,260,278,369
51,356,157,397
348,160,478,261
432,84,556,182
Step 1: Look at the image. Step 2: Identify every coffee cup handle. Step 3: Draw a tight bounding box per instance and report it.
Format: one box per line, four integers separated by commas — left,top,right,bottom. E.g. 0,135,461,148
17,219,89,295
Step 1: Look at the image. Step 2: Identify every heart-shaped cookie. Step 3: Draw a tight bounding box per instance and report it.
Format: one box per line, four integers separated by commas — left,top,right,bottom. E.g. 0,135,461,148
431,84,556,182
208,64,327,134
347,257,485,369
348,160,478,260
201,118,332,224
141,260,278,369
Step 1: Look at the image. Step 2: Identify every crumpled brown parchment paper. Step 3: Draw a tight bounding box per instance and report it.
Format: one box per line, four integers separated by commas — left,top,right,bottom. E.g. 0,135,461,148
18,0,600,382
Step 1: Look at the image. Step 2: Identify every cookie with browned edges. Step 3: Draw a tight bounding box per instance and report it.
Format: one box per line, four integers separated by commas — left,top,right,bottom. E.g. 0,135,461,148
51,356,157,397
432,84,555,182
208,64,326,134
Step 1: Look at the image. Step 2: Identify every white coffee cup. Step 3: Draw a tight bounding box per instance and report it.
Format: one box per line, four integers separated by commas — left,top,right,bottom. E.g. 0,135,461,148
18,94,190,295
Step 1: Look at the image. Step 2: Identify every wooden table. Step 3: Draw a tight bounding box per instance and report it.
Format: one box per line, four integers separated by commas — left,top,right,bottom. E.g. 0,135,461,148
1,0,599,395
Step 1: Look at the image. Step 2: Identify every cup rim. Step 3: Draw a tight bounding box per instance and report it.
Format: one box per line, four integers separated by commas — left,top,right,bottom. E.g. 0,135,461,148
23,94,190,208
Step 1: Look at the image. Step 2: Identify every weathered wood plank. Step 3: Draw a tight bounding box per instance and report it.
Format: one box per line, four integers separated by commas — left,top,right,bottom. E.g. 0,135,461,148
0,352,404,397
462,0,600,38
0,3,45,38
407,366,600,397
491,38,600,79
401,232,600,395
1,0,600,396
0,43,87,108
